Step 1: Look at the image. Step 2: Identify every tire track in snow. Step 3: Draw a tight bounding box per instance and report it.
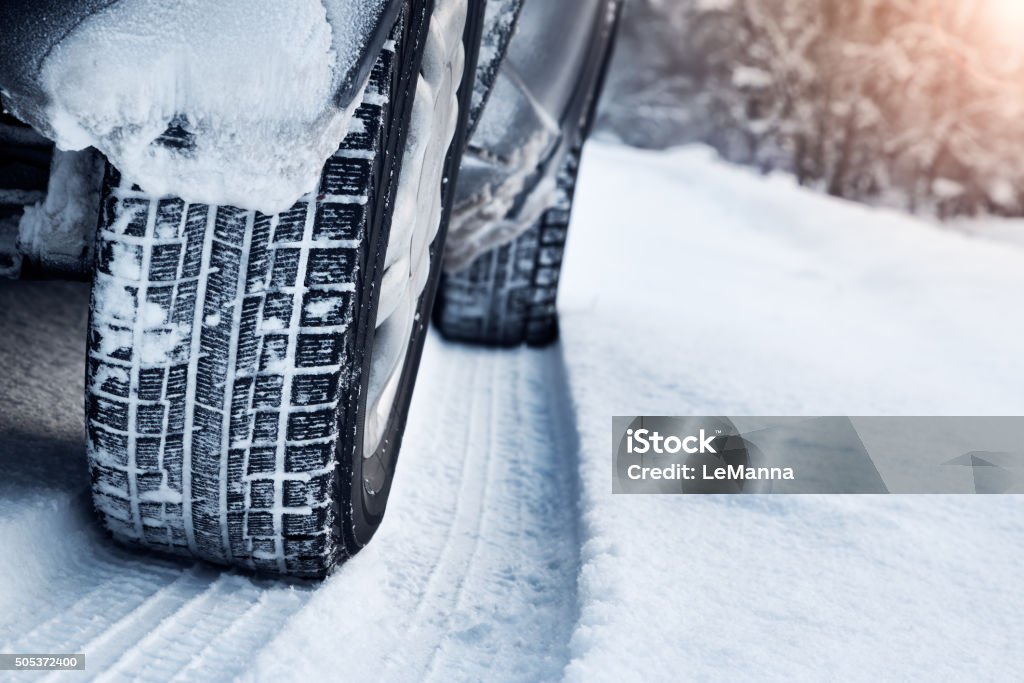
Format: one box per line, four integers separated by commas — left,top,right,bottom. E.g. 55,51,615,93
393,352,501,676
395,349,485,633
5,548,182,657
41,567,220,681
0,283,316,682
420,345,584,682
1,284,585,680
91,573,310,682
0,495,178,638
169,588,309,682
255,334,584,682
1,502,314,683
406,341,583,682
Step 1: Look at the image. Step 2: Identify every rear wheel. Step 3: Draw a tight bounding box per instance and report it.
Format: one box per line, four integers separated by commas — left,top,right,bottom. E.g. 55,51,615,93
85,0,481,578
433,0,621,348
433,148,580,347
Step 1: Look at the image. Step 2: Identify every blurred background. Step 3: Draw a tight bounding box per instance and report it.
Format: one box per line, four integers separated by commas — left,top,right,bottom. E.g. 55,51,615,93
598,0,1024,219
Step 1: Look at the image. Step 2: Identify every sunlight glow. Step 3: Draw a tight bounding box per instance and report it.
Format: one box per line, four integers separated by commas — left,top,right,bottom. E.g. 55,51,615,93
978,0,1024,64
986,0,1024,32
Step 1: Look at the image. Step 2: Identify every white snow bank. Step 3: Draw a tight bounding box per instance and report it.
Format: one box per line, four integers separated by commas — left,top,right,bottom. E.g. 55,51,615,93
558,143,1024,681
38,0,383,214
952,216,1024,250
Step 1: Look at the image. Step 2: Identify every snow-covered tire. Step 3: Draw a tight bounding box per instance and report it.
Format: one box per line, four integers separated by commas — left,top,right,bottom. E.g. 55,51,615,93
85,0,482,578
433,149,580,347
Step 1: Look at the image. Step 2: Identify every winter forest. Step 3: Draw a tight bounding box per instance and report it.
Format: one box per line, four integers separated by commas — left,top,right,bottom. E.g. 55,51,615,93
599,0,1024,218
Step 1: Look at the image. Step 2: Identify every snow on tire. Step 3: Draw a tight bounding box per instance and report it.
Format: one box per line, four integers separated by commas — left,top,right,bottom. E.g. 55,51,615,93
85,0,479,578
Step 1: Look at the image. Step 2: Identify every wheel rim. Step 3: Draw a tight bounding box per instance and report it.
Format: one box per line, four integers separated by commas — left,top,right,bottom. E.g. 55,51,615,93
361,0,468,478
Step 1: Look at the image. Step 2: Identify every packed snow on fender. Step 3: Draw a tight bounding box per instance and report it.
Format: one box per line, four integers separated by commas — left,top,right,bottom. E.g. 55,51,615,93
0,143,1022,680
7,0,389,214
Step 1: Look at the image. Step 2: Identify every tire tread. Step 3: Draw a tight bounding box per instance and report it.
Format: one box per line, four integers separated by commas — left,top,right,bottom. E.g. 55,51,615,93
87,23,403,578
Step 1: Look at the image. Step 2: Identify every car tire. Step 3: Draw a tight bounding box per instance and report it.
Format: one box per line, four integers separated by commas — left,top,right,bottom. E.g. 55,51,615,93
433,0,621,348
85,0,483,578
433,147,582,347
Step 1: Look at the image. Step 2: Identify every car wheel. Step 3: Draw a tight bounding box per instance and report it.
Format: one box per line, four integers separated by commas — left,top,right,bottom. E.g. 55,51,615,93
434,0,621,347
85,0,483,578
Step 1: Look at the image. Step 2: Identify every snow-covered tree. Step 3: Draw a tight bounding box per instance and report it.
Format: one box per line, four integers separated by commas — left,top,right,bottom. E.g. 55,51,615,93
598,0,1024,217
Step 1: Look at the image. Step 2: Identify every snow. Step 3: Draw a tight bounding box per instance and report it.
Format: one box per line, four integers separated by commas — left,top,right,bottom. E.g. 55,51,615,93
932,177,965,199
31,0,386,215
731,65,772,89
952,215,1024,250
558,143,1024,680
695,0,735,10
92,219,189,365
563,143,1024,416
0,142,1022,679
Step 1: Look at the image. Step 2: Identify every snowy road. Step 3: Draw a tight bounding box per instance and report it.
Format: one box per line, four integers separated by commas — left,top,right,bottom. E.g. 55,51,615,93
1,143,1023,681
0,281,581,681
